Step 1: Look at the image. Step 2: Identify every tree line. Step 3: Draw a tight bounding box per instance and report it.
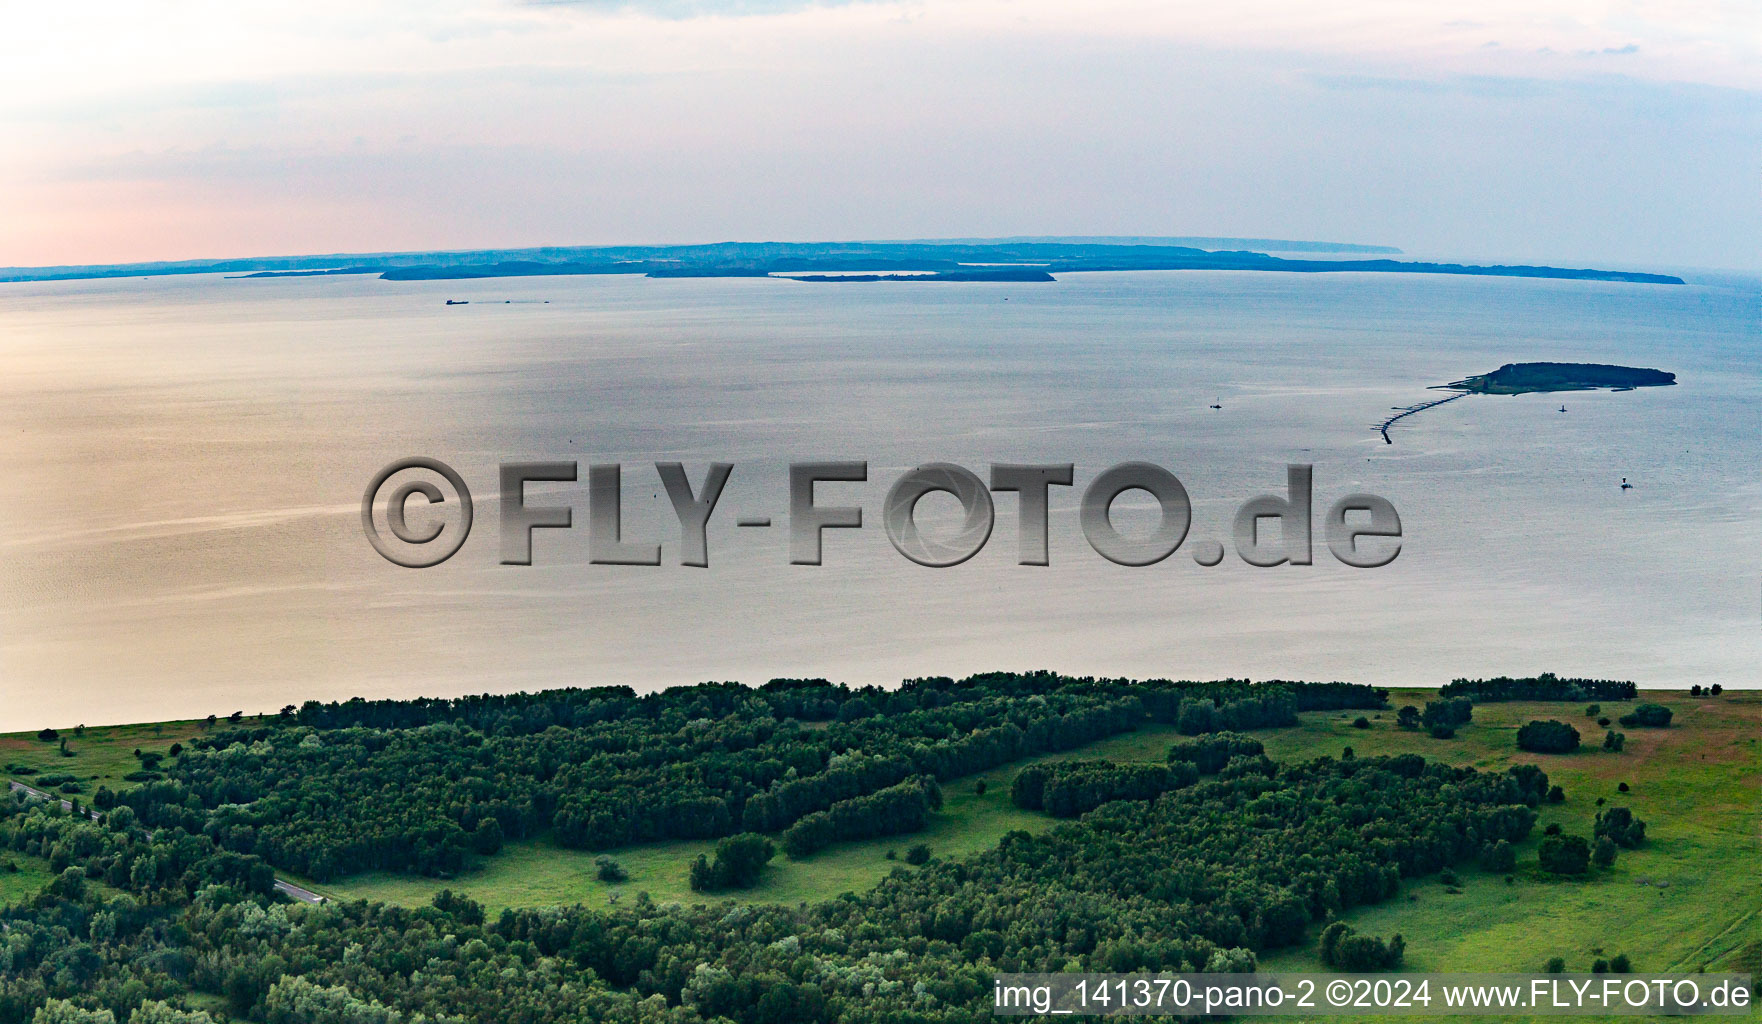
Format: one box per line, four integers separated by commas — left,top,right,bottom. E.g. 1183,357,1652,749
1439,674,1637,703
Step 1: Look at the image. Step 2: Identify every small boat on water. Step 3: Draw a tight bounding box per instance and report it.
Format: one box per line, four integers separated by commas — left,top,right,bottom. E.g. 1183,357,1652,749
445,299,468,306
1559,405,1567,412
1209,398,1222,409
1620,477,1633,490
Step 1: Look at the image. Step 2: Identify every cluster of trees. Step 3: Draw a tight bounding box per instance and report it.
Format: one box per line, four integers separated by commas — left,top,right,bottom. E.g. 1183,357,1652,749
114,685,1141,879
1173,693,1296,735
1167,733,1266,773
1010,760,1199,818
1439,674,1638,702
1594,806,1646,848
96,675,1381,881
1538,833,1592,875
1318,922,1405,971
689,833,776,891
1619,704,1673,728
1419,698,1473,738
1516,720,1581,754
779,777,942,858
1011,733,1275,818
1537,819,1634,876
0,737,1544,1024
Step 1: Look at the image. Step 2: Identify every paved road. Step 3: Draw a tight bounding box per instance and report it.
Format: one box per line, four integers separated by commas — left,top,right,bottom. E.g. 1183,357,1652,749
7,779,326,905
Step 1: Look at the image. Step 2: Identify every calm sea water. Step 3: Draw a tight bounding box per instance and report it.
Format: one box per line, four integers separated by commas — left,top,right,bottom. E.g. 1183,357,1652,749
0,269,1757,730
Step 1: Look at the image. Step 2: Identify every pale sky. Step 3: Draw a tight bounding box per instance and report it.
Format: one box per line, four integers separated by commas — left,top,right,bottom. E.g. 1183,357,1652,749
4,0,1759,269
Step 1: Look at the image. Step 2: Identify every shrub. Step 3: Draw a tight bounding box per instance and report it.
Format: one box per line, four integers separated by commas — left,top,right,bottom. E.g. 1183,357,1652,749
1352,717,1371,729
1342,747,1355,761
1546,957,1566,973
1618,704,1672,728
1481,839,1516,872
689,833,775,891
1592,958,1610,974
1396,705,1421,730
1594,806,1646,848
1429,725,1456,740
1598,717,1611,727
1592,837,1618,868
1518,720,1580,754
1711,684,1723,695
1585,705,1600,717
1319,922,1404,971
36,728,56,742
1618,782,1630,793
974,780,987,796
594,856,627,882
1610,954,1632,973
904,843,931,865
1538,834,1590,875
1603,730,1625,752
1546,785,1565,803
1422,698,1472,733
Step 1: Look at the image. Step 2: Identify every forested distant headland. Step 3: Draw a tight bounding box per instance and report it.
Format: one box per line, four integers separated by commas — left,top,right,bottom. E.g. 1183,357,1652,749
1,238,1684,285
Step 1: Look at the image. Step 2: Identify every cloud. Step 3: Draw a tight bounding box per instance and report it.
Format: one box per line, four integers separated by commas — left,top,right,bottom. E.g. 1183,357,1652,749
1,0,1758,267
520,0,865,17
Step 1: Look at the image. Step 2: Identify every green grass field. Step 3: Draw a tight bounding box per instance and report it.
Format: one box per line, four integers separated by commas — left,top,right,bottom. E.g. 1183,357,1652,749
1247,693,1762,1023
0,850,60,905
1,717,219,795
1256,690,1762,978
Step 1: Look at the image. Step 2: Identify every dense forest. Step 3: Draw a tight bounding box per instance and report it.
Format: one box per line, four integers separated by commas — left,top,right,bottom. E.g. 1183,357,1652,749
1438,674,1638,703
1,733,1548,1023
95,674,1385,880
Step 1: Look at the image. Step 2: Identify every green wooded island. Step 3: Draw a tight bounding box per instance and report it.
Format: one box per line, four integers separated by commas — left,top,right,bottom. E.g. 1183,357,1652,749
2,673,1757,1023
1445,362,1678,395
1379,362,1677,442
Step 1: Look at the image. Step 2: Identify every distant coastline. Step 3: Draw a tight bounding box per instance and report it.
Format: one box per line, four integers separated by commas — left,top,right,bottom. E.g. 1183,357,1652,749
1,238,1684,286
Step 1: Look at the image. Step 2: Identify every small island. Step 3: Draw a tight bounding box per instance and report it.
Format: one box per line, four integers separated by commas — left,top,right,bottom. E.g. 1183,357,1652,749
1443,362,1676,395
1379,361,1676,443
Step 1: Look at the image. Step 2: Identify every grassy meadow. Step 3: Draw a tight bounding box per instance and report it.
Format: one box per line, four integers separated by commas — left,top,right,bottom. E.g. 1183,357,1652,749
1,717,216,795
